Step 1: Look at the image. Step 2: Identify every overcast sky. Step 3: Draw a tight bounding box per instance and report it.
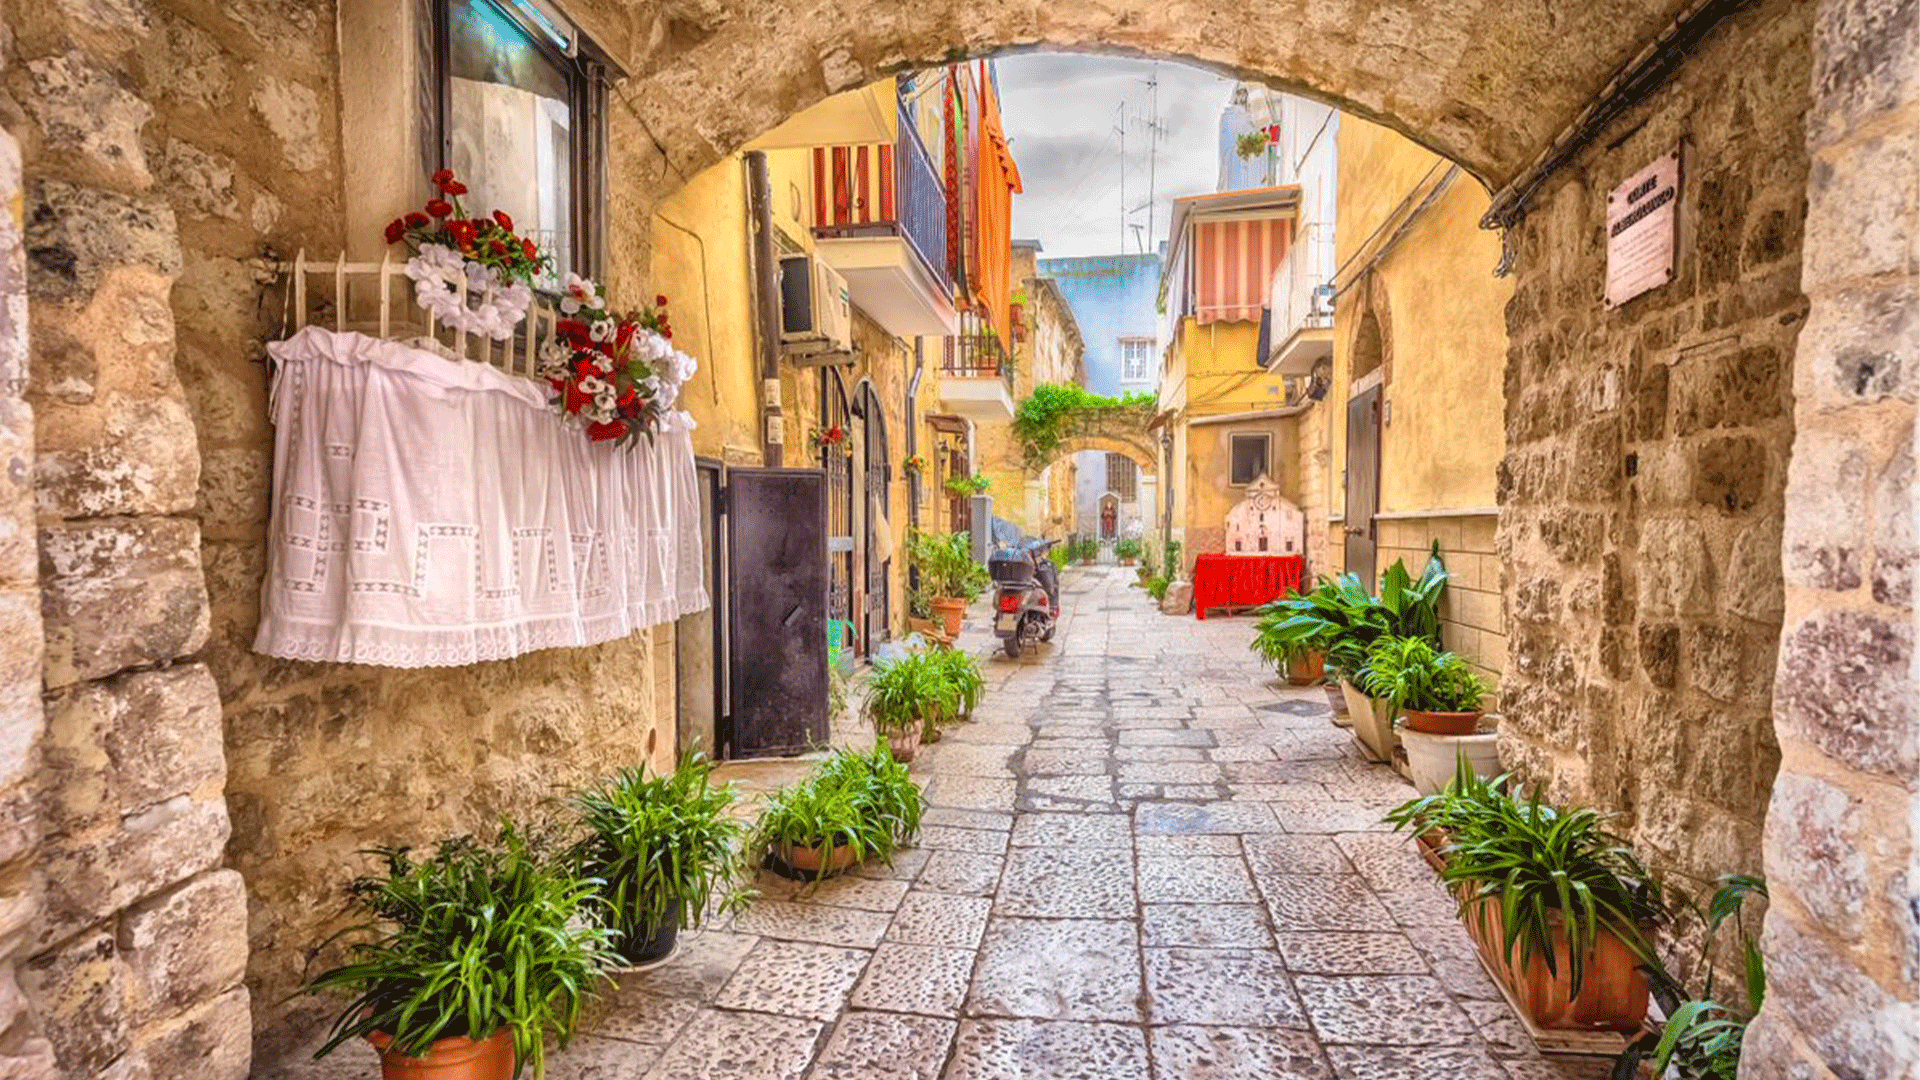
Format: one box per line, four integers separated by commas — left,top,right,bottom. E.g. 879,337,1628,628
996,53,1236,260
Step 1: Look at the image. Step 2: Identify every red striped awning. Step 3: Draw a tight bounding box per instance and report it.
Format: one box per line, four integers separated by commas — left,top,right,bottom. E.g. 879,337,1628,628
812,143,897,230
1191,217,1291,325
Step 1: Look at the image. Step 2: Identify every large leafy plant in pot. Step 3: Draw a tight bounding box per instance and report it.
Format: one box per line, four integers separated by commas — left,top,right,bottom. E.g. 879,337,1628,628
909,530,989,636
1428,786,1672,1032
863,651,955,758
305,824,616,1080
1362,634,1489,734
753,746,925,881
571,753,753,966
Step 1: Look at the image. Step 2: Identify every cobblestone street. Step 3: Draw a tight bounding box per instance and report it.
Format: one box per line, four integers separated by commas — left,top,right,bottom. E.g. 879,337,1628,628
281,566,1603,1079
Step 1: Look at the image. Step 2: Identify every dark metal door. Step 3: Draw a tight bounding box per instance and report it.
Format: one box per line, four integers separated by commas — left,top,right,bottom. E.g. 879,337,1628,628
1344,385,1382,588
725,468,829,757
857,383,891,655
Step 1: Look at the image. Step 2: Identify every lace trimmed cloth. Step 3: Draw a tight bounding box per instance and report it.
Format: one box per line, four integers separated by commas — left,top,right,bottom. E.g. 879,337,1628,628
255,326,710,668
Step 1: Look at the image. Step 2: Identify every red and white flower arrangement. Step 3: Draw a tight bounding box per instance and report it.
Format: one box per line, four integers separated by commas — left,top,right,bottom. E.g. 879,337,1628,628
810,425,854,459
536,285,697,446
385,169,548,340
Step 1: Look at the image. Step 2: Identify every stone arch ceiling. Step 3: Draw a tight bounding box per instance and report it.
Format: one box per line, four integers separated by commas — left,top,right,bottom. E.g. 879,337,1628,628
578,0,1687,191
1047,434,1161,476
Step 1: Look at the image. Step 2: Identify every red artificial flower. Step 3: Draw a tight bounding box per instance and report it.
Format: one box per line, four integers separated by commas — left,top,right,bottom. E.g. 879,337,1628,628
522,238,538,260
655,294,668,307
384,218,406,244
556,319,590,344
426,198,453,219
616,321,637,346
826,426,845,442
490,241,508,257
661,327,672,339
564,382,592,414
587,419,629,442
447,219,479,249
403,211,429,229
617,385,638,409
442,179,468,196
493,209,515,232
431,168,455,189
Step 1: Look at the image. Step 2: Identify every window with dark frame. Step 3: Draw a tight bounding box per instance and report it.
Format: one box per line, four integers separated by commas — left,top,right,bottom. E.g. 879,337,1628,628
1229,432,1271,486
435,0,609,281
1106,453,1138,500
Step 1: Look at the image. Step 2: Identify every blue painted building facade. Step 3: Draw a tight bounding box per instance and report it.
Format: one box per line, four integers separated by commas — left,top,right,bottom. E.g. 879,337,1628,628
1036,252,1163,397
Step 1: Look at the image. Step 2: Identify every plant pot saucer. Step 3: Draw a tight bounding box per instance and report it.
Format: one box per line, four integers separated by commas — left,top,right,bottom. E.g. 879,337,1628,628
605,938,684,974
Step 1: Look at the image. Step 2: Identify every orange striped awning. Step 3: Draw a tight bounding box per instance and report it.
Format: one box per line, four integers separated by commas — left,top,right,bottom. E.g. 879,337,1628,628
1191,217,1291,325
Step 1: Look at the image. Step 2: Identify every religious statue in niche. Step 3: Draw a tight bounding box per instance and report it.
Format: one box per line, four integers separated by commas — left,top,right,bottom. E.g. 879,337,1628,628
1224,475,1303,555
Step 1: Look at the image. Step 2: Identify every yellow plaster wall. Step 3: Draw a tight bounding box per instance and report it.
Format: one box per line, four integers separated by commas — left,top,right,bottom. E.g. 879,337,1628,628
1182,417,1302,563
1169,318,1292,417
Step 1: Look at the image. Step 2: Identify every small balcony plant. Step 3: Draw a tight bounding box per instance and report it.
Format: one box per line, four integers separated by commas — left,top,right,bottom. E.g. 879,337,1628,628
753,746,925,881
304,824,616,1080
570,753,754,967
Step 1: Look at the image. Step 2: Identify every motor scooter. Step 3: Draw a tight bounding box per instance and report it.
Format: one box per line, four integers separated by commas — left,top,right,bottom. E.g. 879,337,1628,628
988,538,1060,657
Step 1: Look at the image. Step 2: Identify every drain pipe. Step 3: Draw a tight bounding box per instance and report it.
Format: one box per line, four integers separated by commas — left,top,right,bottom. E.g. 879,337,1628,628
906,338,925,531
746,150,784,467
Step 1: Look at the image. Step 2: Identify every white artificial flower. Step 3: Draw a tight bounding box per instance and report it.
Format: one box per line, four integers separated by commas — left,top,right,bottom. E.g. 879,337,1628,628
579,375,608,396
590,318,615,343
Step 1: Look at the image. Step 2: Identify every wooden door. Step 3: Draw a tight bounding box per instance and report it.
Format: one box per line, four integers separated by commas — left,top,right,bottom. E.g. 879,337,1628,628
1344,385,1382,588
726,468,828,757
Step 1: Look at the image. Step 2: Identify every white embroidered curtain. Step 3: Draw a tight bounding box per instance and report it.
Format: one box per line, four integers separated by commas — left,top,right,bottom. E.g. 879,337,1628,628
256,327,710,668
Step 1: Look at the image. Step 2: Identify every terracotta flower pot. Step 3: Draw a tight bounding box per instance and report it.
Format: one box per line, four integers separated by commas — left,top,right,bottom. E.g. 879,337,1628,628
887,726,922,762
1415,827,1449,872
1285,651,1326,686
367,1028,514,1080
1403,708,1483,735
775,841,860,878
1120,558,1136,566
930,597,966,638
1459,893,1651,1033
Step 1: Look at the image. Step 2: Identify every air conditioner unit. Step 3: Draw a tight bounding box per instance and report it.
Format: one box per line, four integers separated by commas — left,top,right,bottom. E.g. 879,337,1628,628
779,254,853,353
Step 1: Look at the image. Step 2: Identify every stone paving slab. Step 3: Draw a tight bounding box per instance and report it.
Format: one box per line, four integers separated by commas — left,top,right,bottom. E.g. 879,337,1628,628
537,569,1587,1080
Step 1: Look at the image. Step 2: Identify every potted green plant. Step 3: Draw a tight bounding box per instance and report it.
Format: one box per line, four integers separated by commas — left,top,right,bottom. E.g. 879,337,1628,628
1250,588,1337,686
909,530,989,637
1078,535,1099,566
305,824,616,1080
1362,634,1497,793
754,746,925,881
571,754,753,967
1383,755,1510,872
1411,785,1671,1034
1615,875,1768,1080
926,647,983,725
863,651,952,760
944,472,991,497
1114,536,1142,566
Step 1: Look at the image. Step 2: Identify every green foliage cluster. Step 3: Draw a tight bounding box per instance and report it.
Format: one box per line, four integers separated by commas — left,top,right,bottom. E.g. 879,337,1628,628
752,746,925,878
1249,547,1449,681
570,754,753,960
1114,536,1143,560
1362,635,1489,714
864,647,983,740
1385,764,1671,999
909,530,990,602
306,825,618,1076
1011,383,1157,468
1235,130,1271,160
1067,534,1101,562
944,472,991,496
1144,574,1172,601
1047,542,1071,572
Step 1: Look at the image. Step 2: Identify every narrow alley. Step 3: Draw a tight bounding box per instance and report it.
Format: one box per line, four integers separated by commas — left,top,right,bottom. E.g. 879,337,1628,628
287,566,1600,1079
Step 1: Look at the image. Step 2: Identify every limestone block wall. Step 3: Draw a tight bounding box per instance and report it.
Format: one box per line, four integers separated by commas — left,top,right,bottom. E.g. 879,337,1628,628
1496,0,1811,894
1375,514,1506,686
1743,0,1920,1071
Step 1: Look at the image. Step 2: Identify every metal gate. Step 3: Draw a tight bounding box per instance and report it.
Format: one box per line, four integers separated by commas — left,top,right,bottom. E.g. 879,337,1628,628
1344,384,1382,588
725,468,828,756
946,445,972,535
856,381,891,654
820,369,856,664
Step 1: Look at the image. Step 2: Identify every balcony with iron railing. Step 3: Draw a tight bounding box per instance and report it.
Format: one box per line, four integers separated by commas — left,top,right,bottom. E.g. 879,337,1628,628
1265,220,1337,375
807,102,958,338
936,310,1016,421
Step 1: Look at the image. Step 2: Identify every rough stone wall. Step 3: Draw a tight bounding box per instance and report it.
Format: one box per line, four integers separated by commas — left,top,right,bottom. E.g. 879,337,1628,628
0,124,59,1080
1743,0,1920,1072
1496,0,1811,894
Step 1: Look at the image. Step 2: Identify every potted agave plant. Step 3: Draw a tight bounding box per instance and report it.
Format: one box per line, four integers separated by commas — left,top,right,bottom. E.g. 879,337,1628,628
305,824,615,1080
1363,634,1497,794
754,746,925,881
571,753,754,967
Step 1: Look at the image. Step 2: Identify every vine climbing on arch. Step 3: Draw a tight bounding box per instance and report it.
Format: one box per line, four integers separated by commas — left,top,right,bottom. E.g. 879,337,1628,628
1011,384,1158,470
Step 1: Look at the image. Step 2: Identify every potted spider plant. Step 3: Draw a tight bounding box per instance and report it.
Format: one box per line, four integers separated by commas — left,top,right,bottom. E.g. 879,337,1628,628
863,651,953,760
1114,536,1142,566
570,753,754,967
1615,874,1768,1080
754,746,925,881
927,648,983,723
910,530,989,637
1425,785,1671,1033
1362,634,1498,793
305,824,616,1080
1383,755,1510,872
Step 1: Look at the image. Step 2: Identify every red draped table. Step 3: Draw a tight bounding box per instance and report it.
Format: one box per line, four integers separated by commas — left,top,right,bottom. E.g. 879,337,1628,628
1191,553,1304,619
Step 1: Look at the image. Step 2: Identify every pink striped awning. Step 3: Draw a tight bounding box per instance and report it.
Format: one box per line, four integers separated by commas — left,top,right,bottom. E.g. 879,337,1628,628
1191,217,1291,325
812,144,897,230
